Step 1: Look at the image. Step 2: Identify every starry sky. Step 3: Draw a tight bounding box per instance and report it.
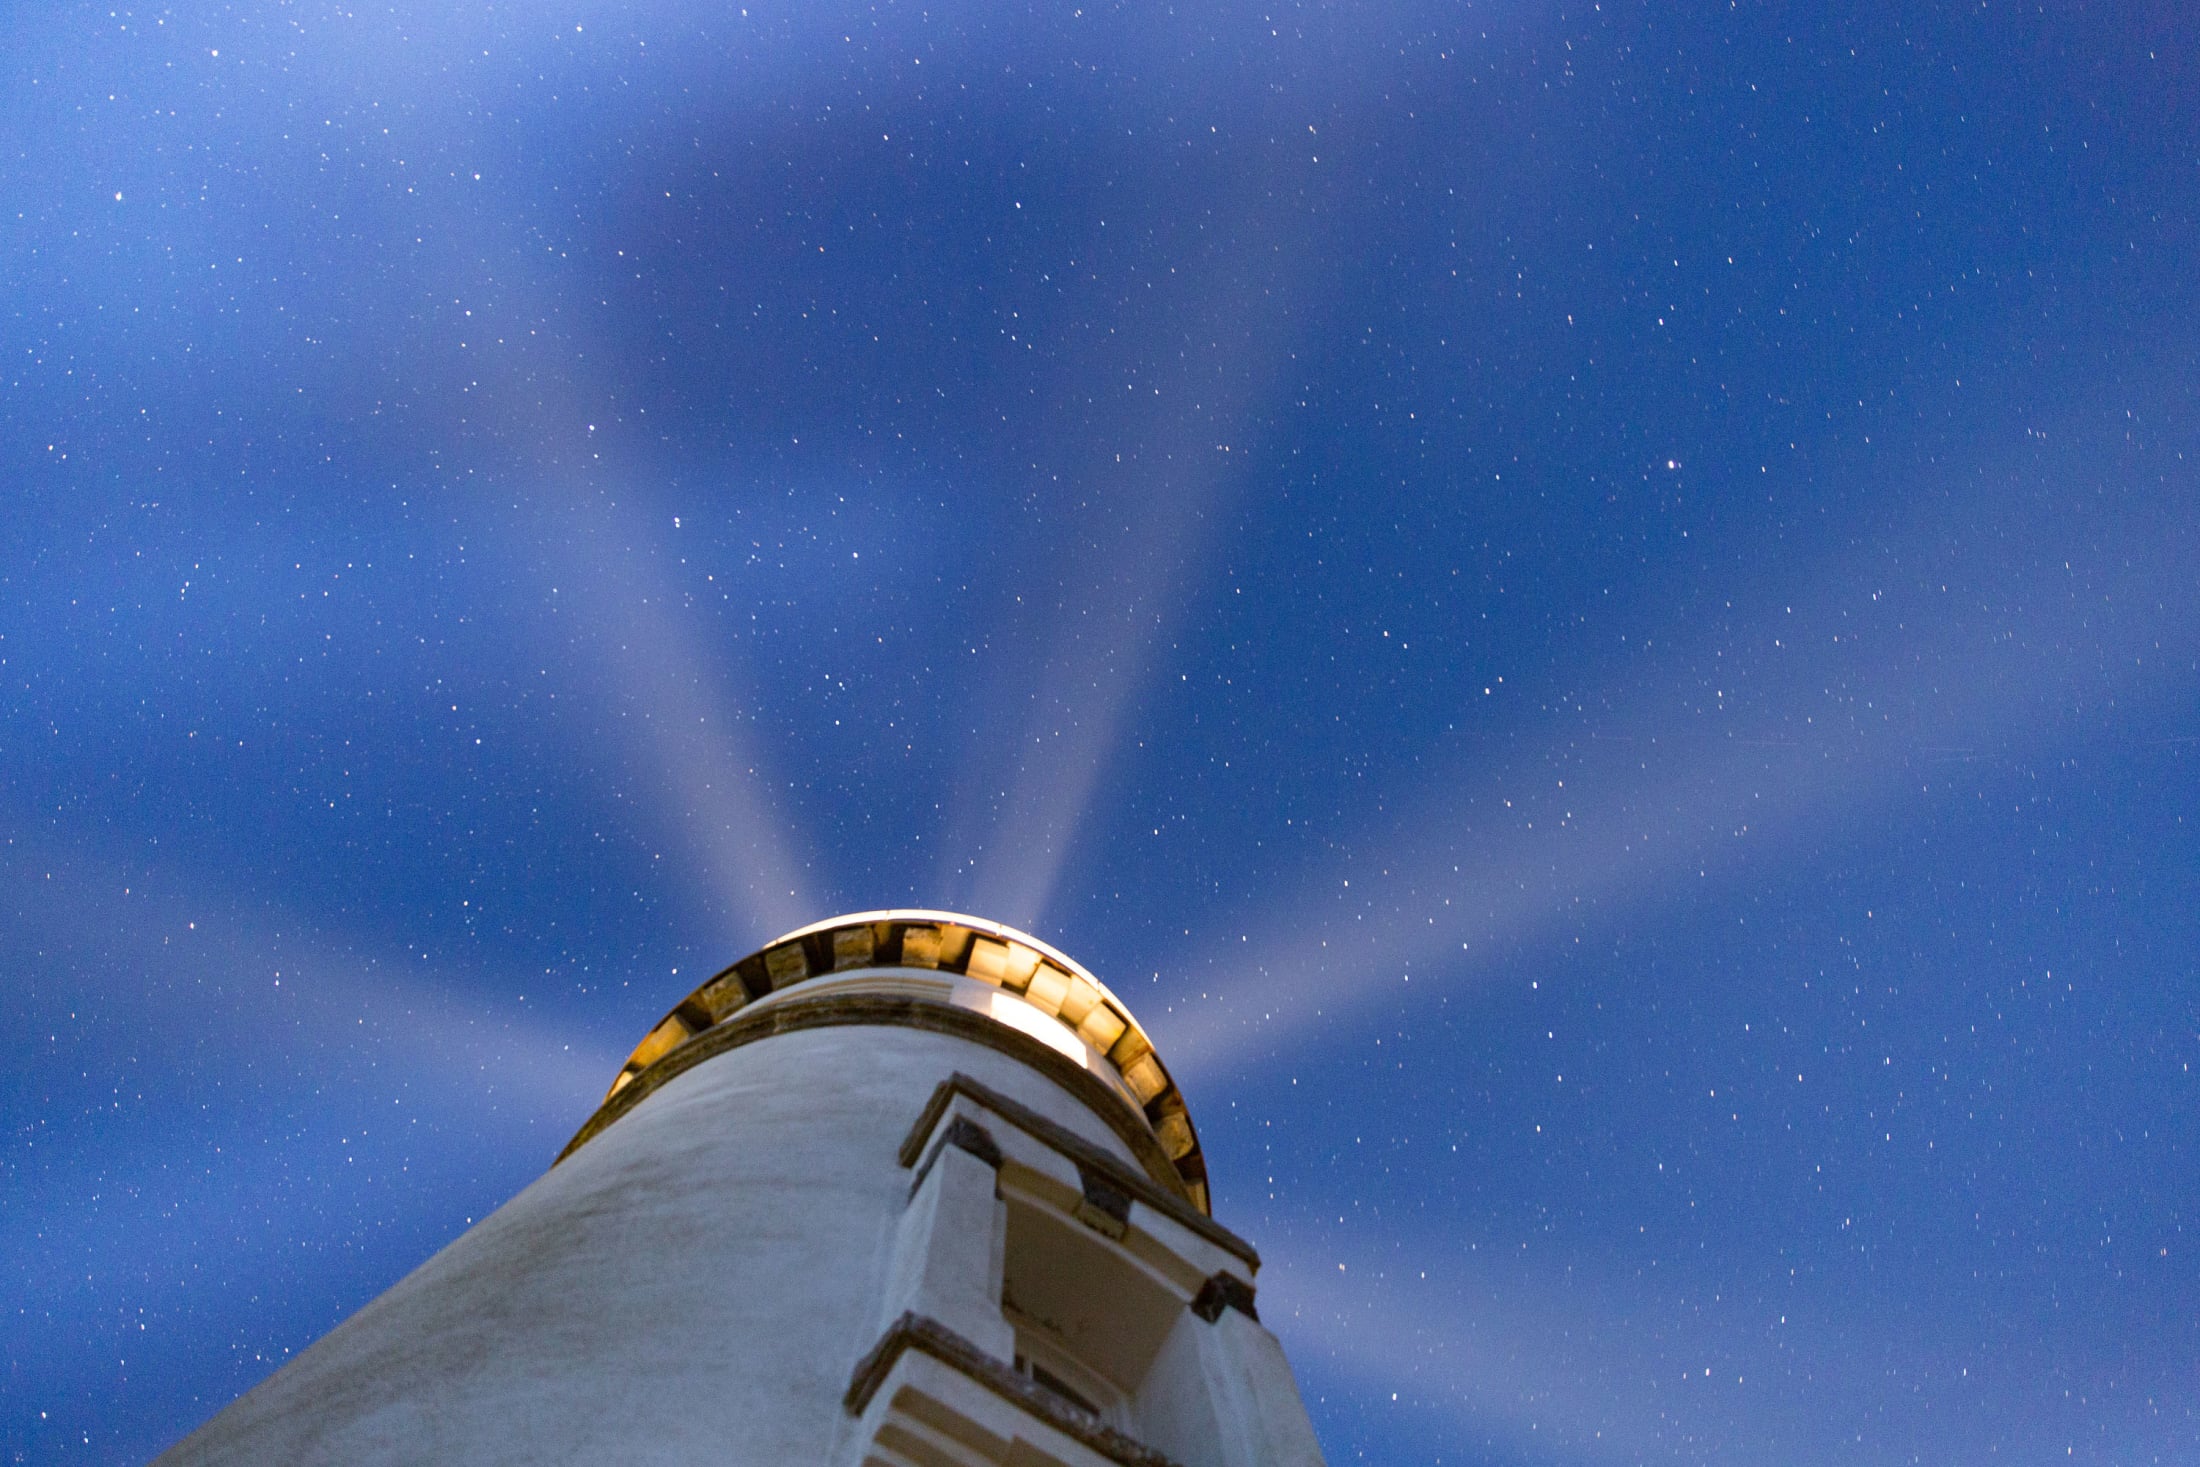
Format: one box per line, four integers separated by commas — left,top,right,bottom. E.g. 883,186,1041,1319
5,3,2197,1463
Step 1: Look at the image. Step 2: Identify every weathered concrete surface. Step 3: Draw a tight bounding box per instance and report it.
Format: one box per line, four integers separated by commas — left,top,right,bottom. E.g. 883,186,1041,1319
155,1019,1147,1465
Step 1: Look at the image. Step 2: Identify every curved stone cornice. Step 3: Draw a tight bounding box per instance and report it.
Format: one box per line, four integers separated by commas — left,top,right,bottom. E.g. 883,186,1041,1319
557,911,1210,1213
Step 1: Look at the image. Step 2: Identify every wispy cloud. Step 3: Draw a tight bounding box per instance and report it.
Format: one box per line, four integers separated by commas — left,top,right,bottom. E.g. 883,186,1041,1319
0,832,626,1457
1262,1224,2195,1466
1159,426,2200,1083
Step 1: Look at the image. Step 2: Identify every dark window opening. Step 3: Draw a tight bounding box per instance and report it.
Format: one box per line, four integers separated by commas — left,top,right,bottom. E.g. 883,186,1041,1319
1014,1352,1103,1418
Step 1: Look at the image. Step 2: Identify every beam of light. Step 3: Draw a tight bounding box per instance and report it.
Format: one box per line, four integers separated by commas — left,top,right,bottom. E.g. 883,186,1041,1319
1156,425,2200,1085
1261,1227,2195,1466
358,185,819,944
0,830,628,1358
951,113,1402,935
0,831,627,1267
523,491,817,946
19,0,833,949
0,831,627,1172
954,295,1285,931
290,156,820,947
6,0,1480,952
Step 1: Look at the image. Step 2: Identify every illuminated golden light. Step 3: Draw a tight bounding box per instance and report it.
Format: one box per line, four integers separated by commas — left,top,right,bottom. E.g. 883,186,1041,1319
630,1015,690,1071
1152,1110,1196,1161
1023,964,1071,1017
933,925,975,970
571,911,1211,1211
959,987,1089,1065
901,925,943,968
764,941,810,989
696,970,749,1022
1119,1053,1168,1105
967,936,1044,992
1075,1003,1127,1055
1057,976,1102,1028
832,925,878,971
964,937,1009,985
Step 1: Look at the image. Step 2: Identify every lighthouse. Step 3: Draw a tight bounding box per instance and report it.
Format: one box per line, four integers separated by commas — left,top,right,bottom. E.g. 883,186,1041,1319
157,911,1329,1466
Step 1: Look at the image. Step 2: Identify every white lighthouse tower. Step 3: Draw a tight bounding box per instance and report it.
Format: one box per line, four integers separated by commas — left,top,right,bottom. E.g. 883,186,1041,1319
157,911,1329,1466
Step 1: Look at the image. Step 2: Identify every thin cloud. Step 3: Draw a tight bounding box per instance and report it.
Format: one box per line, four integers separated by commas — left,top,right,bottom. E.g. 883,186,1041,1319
1159,433,2200,1083
1264,1226,2193,1466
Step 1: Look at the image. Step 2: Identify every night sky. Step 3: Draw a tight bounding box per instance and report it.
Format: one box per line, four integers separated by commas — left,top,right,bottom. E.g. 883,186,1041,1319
6,3,2198,1463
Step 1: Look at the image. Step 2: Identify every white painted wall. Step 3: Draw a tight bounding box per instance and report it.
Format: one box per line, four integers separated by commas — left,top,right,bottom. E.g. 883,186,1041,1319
157,1015,1146,1465
156,969,1326,1466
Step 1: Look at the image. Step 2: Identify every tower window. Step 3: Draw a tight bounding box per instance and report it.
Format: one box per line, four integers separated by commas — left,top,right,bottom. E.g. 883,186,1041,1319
1012,1349,1105,1419
998,1191,1178,1431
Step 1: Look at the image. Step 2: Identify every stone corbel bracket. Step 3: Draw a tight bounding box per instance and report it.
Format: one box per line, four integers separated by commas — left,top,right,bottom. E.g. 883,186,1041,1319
901,1072,1260,1289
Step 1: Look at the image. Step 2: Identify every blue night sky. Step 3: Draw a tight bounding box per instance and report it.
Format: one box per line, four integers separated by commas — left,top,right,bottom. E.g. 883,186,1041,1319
5,3,2197,1463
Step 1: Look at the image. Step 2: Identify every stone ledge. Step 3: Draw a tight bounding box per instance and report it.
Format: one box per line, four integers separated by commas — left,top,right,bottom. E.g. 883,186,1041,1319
845,1311,1185,1467
555,992,1191,1206
901,1073,1261,1274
